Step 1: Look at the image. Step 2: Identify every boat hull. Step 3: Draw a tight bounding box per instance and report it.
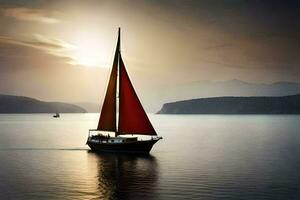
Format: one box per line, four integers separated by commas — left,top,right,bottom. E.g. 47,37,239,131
87,139,159,154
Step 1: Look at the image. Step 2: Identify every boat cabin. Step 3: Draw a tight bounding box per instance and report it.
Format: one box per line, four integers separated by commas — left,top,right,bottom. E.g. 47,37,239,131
88,133,138,144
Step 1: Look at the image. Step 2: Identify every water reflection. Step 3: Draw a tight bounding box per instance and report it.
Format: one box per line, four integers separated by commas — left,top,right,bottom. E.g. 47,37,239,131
88,152,159,200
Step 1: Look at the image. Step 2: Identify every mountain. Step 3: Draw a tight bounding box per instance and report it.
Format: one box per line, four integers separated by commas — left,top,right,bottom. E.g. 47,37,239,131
150,80,300,112
160,79,300,100
0,94,86,113
74,102,100,113
157,94,300,114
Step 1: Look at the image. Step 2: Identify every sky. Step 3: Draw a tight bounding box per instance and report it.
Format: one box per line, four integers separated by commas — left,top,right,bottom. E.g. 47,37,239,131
0,0,299,111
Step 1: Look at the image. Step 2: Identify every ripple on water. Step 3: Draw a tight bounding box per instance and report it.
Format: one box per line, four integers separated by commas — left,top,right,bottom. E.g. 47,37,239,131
0,114,300,199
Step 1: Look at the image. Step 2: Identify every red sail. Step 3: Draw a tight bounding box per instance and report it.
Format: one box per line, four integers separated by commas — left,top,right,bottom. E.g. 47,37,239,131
97,35,119,131
118,55,157,135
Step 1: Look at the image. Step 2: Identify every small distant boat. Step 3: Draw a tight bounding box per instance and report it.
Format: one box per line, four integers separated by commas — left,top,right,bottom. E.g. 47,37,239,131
87,28,162,154
53,113,60,118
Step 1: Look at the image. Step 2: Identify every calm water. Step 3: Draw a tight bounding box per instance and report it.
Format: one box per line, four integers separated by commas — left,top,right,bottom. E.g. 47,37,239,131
0,114,299,200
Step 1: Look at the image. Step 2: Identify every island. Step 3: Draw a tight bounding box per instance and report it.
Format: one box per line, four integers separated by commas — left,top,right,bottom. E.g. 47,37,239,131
0,94,86,113
157,94,300,114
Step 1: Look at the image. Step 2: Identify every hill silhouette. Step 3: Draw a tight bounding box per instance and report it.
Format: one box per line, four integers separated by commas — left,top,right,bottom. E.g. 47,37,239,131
0,94,86,113
158,94,300,114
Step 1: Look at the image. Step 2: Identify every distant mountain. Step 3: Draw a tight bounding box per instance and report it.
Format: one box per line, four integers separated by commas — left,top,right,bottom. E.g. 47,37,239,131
151,80,300,112
157,94,300,114
161,79,300,100
74,102,100,113
0,94,86,113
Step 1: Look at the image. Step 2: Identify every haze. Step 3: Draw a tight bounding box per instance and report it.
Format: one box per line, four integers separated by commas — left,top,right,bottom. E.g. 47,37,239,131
0,0,299,112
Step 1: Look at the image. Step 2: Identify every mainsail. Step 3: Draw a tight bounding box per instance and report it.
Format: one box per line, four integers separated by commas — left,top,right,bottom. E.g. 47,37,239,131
97,28,156,136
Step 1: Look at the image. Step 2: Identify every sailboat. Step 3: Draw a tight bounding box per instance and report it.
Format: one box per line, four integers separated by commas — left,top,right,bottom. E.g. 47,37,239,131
53,112,60,118
87,28,162,154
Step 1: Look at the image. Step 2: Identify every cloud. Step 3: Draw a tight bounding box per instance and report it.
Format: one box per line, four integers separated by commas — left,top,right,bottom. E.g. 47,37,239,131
0,35,75,63
0,34,74,51
0,7,60,24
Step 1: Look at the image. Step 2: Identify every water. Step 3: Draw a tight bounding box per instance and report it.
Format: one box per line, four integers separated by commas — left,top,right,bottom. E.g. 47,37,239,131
0,114,299,200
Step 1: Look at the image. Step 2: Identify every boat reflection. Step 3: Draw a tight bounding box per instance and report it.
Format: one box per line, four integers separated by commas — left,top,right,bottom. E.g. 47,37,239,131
88,152,159,200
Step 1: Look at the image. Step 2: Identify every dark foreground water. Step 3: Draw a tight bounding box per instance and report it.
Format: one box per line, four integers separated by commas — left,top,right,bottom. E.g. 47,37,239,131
0,114,299,200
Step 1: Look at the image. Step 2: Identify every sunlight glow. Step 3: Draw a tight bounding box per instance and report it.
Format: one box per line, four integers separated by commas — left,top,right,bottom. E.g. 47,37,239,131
68,30,113,68
72,41,103,67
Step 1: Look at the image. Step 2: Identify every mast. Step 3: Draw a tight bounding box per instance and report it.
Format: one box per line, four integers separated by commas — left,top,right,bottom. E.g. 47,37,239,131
116,27,121,137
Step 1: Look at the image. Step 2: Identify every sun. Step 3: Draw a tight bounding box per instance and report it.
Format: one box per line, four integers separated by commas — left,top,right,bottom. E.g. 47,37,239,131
67,31,114,68
69,36,113,68
72,41,102,67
